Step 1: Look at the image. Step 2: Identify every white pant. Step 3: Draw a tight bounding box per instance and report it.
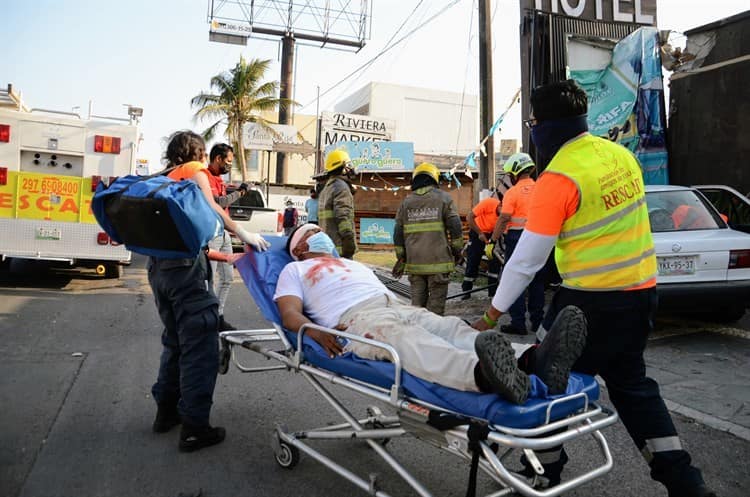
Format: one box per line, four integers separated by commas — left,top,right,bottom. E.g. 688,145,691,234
208,231,234,315
340,295,482,392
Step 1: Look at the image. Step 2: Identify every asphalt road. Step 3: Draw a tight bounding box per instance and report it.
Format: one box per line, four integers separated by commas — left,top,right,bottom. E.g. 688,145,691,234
1,255,748,497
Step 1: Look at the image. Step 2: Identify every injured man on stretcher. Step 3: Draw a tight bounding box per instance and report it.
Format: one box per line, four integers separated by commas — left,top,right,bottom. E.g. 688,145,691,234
274,224,587,405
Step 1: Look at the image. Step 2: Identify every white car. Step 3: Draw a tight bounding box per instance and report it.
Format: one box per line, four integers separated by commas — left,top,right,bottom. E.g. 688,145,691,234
646,185,750,322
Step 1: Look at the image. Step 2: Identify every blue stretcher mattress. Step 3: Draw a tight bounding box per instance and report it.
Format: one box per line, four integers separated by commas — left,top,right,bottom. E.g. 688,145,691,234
235,237,599,429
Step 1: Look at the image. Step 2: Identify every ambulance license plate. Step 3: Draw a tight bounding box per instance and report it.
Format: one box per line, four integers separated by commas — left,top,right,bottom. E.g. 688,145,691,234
657,255,696,276
36,227,62,240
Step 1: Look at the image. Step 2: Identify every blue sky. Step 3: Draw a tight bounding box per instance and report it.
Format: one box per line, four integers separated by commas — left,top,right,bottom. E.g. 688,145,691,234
2,0,747,168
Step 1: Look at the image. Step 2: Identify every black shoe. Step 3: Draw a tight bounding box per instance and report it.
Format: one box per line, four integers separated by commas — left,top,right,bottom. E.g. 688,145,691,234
219,316,237,331
534,306,587,394
500,324,528,336
475,332,530,404
152,405,180,433
519,449,568,487
461,282,473,300
179,423,226,452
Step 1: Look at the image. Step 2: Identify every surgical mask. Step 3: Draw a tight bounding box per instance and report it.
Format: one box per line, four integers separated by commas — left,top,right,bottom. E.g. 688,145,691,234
306,232,335,254
530,114,589,162
219,162,231,174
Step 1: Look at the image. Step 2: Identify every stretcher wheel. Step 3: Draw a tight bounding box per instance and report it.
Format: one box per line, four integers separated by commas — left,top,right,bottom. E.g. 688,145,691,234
274,441,300,469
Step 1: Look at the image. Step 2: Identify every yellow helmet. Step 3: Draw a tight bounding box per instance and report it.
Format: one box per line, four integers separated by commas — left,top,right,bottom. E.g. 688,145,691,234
412,162,440,184
502,152,535,176
325,149,352,172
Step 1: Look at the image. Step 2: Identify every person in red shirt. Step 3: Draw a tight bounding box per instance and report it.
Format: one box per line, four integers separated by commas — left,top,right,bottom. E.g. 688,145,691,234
206,143,249,331
461,191,502,299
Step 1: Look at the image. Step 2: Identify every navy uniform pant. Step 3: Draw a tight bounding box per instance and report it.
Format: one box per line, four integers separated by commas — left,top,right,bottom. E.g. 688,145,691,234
504,229,545,331
148,253,220,426
540,287,705,490
462,230,501,296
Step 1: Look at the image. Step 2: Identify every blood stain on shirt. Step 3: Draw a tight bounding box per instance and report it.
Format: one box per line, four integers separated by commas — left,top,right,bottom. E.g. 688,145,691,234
304,257,350,285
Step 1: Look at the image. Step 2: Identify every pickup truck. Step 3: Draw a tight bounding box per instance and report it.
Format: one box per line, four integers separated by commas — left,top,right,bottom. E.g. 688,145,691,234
227,187,283,247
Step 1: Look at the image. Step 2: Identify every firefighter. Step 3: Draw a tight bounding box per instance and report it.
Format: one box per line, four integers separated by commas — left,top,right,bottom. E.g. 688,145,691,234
461,191,503,299
318,149,357,259
473,80,715,497
490,153,545,335
393,163,463,315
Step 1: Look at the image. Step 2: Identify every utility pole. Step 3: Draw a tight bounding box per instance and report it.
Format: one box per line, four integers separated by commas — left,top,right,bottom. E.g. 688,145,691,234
478,0,494,194
276,34,295,184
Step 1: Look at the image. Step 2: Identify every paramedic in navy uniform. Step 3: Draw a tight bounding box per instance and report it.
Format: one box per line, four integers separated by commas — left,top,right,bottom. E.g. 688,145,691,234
149,130,269,452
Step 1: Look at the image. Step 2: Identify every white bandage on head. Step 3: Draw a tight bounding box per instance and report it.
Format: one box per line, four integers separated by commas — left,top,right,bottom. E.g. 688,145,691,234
289,223,320,260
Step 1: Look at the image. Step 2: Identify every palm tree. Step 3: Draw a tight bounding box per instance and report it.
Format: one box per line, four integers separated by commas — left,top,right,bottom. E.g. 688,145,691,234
191,57,294,181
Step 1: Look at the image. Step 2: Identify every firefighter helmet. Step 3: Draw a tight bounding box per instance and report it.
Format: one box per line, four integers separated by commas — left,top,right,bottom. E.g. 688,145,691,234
325,149,352,172
412,162,440,184
503,152,535,176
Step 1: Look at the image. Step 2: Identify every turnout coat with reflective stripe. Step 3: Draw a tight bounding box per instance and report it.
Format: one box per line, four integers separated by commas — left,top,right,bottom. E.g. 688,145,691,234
318,176,355,252
544,134,657,290
393,186,463,274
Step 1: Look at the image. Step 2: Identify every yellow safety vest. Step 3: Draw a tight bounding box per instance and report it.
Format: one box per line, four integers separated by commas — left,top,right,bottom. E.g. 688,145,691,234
545,134,657,290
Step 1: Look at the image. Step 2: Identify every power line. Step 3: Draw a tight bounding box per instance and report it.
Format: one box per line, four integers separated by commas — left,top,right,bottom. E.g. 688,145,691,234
299,0,463,113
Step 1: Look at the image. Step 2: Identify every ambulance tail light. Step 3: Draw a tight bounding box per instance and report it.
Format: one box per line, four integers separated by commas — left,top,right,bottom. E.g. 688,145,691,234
0,124,10,143
276,212,283,233
729,250,750,269
91,175,101,192
0,167,7,185
94,135,121,154
97,232,110,245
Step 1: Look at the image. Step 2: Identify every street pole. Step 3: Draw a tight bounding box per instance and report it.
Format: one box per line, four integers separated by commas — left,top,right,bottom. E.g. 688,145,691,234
315,85,322,176
478,0,494,195
276,34,295,185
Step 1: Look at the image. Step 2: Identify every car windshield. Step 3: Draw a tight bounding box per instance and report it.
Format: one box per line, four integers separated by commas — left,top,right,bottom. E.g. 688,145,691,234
645,190,723,233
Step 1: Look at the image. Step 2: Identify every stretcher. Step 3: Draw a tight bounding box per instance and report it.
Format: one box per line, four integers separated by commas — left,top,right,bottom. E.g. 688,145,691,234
219,237,619,497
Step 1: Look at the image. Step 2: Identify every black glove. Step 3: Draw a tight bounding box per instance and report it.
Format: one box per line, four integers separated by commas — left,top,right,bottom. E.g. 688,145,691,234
391,259,405,278
239,182,249,193
341,233,357,259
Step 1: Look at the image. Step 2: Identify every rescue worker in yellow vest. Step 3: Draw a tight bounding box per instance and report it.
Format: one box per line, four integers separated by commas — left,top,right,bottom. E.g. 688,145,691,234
393,163,464,315
472,80,715,497
318,149,357,259
490,153,545,336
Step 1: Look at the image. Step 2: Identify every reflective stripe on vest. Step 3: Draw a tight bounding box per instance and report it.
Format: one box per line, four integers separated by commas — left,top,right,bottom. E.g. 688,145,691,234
318,210,334,219
545,134,657,290
404,221,445,234
404,261,455,274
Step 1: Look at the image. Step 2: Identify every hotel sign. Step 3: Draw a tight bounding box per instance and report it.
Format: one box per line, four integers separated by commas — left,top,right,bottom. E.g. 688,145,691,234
526,0,657,25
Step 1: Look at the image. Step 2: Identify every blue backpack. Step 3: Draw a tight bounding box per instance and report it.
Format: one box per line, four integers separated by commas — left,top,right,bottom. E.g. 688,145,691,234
92,171,224,259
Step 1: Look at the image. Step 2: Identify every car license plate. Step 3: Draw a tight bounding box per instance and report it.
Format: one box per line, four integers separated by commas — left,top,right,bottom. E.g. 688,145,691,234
657,255,696,275
36,227,62,240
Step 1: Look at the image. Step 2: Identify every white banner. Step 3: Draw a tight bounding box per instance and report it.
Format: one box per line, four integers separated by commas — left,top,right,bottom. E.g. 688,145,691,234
242,123,301,151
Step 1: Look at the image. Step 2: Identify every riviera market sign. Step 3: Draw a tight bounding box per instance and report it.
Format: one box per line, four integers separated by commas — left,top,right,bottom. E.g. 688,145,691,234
321,111,396,149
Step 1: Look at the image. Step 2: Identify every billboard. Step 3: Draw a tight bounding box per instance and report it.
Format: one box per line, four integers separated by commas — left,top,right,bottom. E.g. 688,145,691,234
242,123,301,151
325,140,414,173
570,27,668,184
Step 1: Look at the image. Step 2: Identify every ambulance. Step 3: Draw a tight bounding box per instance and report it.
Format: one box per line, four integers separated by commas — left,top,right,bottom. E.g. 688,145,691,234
0,84,139,278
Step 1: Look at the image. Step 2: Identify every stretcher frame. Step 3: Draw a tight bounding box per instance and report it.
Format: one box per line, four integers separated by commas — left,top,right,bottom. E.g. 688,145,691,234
219,320,619,497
